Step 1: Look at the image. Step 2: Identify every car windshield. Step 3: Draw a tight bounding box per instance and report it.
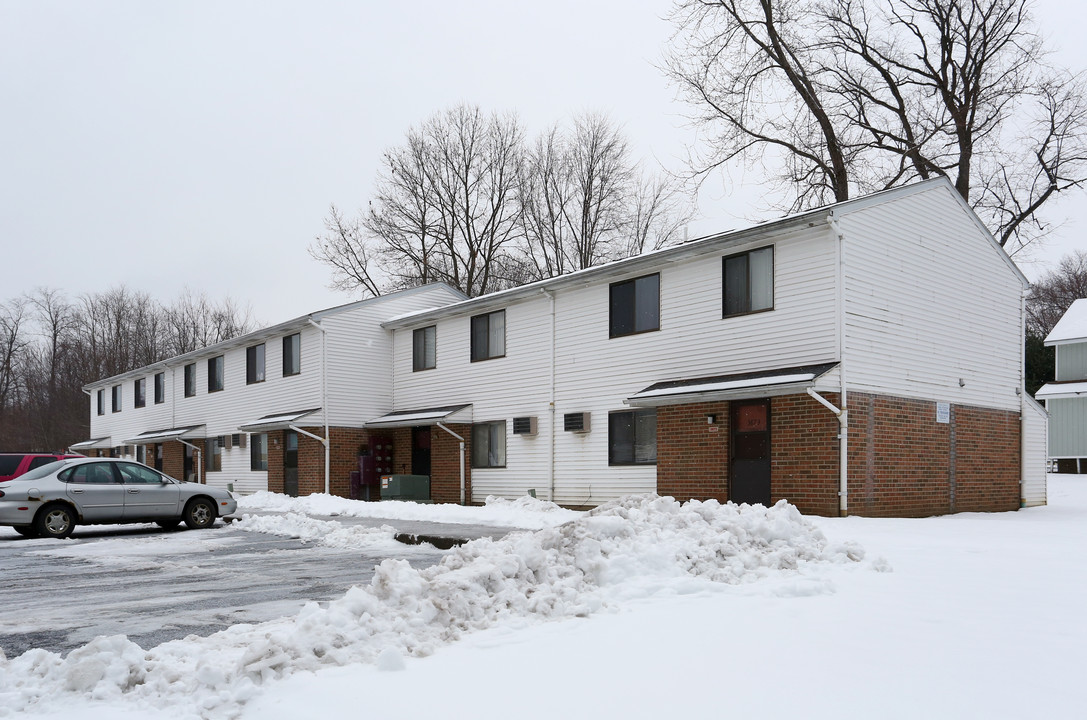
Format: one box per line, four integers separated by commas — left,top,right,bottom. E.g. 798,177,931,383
17,459,73,482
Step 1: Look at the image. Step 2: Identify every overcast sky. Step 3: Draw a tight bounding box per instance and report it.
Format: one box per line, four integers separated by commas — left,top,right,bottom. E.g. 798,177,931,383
2,0,1083,327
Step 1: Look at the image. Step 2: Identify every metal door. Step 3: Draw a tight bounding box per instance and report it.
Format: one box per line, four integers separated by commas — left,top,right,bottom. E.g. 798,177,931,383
730,399,772,506
65,462,126,521
284,431,299,497
116,462,180,519
412,426,431,476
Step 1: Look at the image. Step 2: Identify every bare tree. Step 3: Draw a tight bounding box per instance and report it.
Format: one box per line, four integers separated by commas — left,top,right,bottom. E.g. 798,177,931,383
163,289,253,356
1027,250,1087,338
665,0,1087,252
308,205,385,297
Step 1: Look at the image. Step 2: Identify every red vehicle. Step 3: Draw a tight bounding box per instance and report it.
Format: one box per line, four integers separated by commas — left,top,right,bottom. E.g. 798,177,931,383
0,453,83,483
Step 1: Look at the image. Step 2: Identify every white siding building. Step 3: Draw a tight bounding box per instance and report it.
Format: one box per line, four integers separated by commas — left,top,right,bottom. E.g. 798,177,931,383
1036,298,1087,474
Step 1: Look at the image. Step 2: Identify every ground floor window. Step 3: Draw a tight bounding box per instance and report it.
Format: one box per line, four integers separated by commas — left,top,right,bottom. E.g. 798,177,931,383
205,437,222,472
250,433,268,471
609,409,657,465
472,420,507,468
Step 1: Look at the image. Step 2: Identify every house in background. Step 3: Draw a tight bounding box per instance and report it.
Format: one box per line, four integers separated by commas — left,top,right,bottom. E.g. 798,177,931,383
76,284,466,496
1036,299,1087,474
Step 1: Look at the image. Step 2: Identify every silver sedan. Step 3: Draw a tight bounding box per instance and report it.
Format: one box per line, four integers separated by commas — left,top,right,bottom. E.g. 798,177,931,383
0,457,237,539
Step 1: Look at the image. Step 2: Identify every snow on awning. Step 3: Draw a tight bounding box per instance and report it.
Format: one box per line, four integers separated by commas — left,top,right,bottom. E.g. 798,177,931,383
70,437,112,450
1035,381,1087,399
237,408,322,433
367,404,472,429
626,363,840,407
124,425,206,445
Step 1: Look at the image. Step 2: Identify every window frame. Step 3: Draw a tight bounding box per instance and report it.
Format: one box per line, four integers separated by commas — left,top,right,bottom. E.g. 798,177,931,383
184,363,196,397
609,273,661,339
96,389,104,416
111,385,122,413
134,378,146,408
207,356,224,393
205,436,223,472
250,433,268,471
283,333,301,377
608,408,658,466
413,325,437,371
246,343,266,385
470,310,506,363
471,420,507,469
722,245,775,318
154,372,165,404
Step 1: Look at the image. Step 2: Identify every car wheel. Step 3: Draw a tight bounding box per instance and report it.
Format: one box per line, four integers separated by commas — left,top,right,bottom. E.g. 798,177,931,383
183,498,216,529
156,519,182,530
13,525,39,538
34,504,76,539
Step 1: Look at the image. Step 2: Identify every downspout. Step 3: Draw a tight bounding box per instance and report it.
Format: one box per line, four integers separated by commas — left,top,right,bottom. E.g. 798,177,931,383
288,424,330,493
827,211,849,516
1019,287,1029,503
307,319,331,494
436,421,466,505
542,288,557,502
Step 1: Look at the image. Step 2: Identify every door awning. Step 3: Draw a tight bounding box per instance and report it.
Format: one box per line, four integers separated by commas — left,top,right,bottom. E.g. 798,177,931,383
626,363,840,407
367,404,472,429
70,437,112,450
124,425,206,445
237,408,322,433
1035,381,1087,399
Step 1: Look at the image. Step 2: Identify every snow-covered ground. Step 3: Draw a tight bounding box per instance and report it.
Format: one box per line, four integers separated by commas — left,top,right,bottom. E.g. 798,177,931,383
3,478,1085,720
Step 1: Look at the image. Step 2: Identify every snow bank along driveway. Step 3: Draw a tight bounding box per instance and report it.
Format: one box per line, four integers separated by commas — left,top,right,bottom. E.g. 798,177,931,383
0,494,866,718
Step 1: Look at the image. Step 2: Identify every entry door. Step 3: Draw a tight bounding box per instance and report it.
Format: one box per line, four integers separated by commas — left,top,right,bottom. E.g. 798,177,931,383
284,431,299,497
183,444,194,482
730,400,772,506
412,426,431,476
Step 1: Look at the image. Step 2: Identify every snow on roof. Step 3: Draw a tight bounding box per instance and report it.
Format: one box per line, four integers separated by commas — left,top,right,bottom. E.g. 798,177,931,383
1035,381,1087,399
1045,299,1087,344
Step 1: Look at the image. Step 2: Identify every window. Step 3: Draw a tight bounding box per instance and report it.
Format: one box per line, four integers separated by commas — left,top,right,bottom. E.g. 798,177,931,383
610,273,660,338
247,343,266,384
135,445,146,464
470,310,505,362
184,363,196,397
154,372,165,404
608,409,657,465
61,463,118,484
205,437,222,472
471,420,507,468
27,456,59,471
413,326,436,371
208,356,224,393
723,246,774,317
251,433,268,471
116,462,162,484
96,389,104,416
134,378,146,408
283,333,301,376
111,385,122,413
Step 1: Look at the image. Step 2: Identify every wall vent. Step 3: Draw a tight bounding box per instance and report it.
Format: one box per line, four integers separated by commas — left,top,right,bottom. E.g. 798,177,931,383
512,416,538,435
563,412,591,433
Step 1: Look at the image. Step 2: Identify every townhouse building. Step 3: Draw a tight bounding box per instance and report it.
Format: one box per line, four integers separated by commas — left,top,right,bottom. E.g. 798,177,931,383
1036,299,1087,474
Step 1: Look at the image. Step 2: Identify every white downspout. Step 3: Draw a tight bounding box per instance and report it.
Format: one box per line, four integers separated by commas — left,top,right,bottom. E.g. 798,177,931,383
827,212,849,516
436,422,466,505
307,319,331,494
177,438,203,484
542,288,557,502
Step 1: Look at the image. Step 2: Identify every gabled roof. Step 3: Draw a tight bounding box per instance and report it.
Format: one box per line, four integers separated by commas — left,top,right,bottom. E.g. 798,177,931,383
1044,299,1087,345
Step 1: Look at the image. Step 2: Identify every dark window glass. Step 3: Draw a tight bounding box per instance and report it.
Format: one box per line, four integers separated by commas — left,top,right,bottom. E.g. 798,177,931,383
27,456,58,471
205,437,222,472
154,372,165,404
470,311,505,362
117,462,162,484
413,326,437,371
97,389,104,416
111,385,122,413
134,378,146,408
608,409,657,465
0,455,22,474
247,344,266,384
609,274,660,338
208,356,224,392
723,246,774,316
471,421,506,468
283,334,301,376
65,463,119,484
250,433,268,471
184,364,196,397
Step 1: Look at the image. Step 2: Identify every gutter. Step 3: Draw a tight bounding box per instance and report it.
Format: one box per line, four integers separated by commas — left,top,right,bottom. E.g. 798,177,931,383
826,212,849,516
306,319,331,494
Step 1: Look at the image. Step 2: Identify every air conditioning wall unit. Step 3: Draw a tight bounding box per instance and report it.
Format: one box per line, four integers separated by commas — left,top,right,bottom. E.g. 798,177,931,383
512,416,538,436
232,433,247,449
563,412,591,433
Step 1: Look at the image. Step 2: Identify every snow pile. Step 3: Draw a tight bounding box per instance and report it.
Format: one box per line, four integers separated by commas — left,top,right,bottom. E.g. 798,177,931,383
0,495,860,719
237,490,579,529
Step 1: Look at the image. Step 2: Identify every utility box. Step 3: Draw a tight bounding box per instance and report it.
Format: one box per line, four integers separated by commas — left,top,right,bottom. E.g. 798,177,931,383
380,474,432,502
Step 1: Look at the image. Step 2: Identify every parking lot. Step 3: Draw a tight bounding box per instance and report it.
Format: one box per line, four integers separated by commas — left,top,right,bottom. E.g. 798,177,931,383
0,514,514,658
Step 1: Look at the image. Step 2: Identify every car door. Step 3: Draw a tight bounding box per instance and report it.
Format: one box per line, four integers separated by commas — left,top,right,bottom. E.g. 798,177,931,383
64,462,126,521
116,462,181,519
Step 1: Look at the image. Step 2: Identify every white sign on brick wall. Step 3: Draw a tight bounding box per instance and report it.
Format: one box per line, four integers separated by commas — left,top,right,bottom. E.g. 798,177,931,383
936,402,950,424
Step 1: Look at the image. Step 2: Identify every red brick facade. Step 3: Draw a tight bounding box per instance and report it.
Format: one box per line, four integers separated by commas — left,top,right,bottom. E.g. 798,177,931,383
656,391,1020,517
389,424,473,504
266,426,371,497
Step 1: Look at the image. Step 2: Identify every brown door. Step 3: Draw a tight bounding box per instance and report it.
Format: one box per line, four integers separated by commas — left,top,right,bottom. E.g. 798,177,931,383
284,431,299,497
730,399,771,506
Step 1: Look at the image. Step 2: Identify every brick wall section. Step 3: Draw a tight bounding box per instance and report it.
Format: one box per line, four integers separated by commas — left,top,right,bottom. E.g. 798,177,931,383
388,424,473,504
657,402,731,503
771,393,841,516
292,426,371,497
950,404,1021,513
162,442,185,482
267,430,284,493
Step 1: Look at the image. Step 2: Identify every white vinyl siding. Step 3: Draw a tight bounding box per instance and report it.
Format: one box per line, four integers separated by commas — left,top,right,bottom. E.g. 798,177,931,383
1046,398,1087,457
1055,342,1087,381
1021,396,1047,507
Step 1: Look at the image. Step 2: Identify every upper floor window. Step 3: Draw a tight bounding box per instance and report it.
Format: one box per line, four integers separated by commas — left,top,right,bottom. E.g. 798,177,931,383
413,326,436,371
283,334,301,376
154,372,165,404
134,378,146,408
470,310,505,362
723,246,774,317
247,343,266,384
208,356,224,393
610,273,660,338
184,363,196,397
471,420,506,468
96,389,104,416
608,408,657,465
111,385,122,413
